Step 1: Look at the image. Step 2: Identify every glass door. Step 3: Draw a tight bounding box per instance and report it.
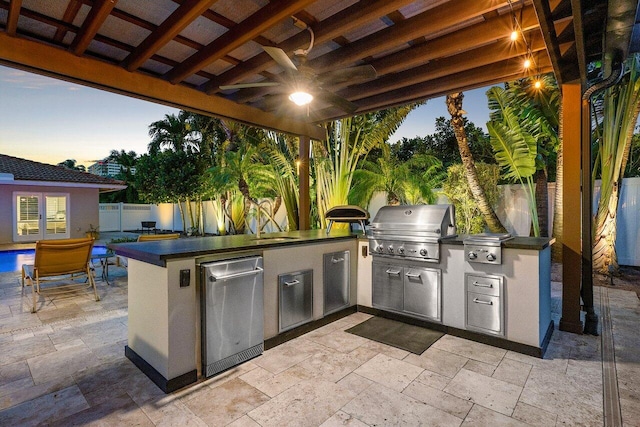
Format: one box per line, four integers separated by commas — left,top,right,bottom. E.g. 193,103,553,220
14,193,70,242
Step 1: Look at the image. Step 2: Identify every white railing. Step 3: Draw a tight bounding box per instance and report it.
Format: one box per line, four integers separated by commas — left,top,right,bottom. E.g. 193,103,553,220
99,177,640,266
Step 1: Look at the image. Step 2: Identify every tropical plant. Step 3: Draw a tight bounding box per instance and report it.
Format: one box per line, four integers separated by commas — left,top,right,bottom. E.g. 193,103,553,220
314,106,416,228
263,132,300,230
591,54,640,274
446,92,507,233
486,86,539,236
442,163,501,234
100,150,140,203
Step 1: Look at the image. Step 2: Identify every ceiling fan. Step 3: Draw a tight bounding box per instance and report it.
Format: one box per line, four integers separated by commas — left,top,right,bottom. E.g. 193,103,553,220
220,23,377,114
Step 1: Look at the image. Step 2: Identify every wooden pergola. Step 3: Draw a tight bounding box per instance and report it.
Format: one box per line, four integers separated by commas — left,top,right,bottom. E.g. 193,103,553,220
1,0,639,334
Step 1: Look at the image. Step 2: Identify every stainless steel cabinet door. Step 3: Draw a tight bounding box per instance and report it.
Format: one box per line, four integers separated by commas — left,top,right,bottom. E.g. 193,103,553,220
279,270,313,332
372,260,403,311
323,250,350,315
403,266,441,322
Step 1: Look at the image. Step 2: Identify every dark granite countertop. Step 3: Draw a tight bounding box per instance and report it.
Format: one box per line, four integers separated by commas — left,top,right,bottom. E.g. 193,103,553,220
108,230,358,267
440,235,555,250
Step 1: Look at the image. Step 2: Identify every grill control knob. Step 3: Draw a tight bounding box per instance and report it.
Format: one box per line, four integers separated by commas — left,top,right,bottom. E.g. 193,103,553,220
388,245,394,253
398,247,405,254
467,251,478,260
419,248,428,256
376,245,384,253
486,253,496,262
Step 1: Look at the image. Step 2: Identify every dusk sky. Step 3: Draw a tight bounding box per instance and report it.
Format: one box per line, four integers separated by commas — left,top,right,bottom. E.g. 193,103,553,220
0,64,491,168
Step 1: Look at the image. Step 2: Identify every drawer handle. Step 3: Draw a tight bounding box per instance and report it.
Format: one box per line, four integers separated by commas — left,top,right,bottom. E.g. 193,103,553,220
331,257,345,264
385,269,401,276
472,281,493,288
473,298,493,305
405,272,421,279
284,279,300,287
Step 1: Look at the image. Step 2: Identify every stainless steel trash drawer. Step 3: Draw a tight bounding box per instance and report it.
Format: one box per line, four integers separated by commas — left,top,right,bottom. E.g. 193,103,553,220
466,274,501,297
279,269,313,332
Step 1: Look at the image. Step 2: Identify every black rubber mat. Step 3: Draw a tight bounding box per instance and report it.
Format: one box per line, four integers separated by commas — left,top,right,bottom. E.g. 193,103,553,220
346,316,444,355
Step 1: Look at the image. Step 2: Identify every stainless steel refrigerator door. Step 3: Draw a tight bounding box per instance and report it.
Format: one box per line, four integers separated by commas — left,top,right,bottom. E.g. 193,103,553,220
323,250,350,315
202,256,263,376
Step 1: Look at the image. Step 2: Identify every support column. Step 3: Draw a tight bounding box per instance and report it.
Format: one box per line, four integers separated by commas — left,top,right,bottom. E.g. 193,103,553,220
559,82,584,333
298,135,310,230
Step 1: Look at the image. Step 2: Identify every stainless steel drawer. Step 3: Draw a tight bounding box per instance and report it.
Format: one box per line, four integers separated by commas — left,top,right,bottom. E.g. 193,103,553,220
466,273,501,297
466,292,503,336
279,270,313,332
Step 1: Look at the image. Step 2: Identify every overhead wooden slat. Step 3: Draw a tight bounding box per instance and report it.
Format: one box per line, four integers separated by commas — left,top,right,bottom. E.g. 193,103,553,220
332,32,547,103
123,0,218,71
70,0,118,55
165,0,317,84
202,0,416,93
6,0,22,36
308,0,511,73
532,0,569,83
311,55,554,122
231,4,539,105
53,0,82,42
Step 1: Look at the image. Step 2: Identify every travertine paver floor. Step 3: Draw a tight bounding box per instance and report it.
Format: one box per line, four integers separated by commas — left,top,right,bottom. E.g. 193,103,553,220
0,266,639,426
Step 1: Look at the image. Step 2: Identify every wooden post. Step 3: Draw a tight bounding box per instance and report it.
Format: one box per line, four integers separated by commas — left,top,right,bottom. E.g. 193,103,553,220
298,135,310,230
559,82,584,334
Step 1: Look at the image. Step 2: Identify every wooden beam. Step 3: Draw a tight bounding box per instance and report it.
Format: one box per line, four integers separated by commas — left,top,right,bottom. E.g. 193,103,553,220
6,0,22,36
298,135,311,230
0,32,325,140
351,56,553,113
203,0,416,93
532,0,567,84
54,0,82,42
309,0,511,73
165,0,317,84
123,0,218,71
70,0,118,55
334,32,546,102
559,82,584,334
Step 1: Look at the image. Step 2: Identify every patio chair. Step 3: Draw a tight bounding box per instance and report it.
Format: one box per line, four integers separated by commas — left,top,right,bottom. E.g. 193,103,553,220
21,237,99,313
137,233,180,242
116,233,181,268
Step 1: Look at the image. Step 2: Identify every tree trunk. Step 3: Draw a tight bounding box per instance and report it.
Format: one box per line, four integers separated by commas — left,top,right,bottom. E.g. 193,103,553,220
535,169,549,237
592,180,620,273
446,93,507,233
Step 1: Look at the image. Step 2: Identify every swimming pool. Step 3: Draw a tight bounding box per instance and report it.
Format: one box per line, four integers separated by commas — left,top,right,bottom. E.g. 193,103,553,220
0,246,108,273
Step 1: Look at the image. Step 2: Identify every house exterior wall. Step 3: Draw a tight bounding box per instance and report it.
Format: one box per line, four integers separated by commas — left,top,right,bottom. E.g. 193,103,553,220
0,184,99,244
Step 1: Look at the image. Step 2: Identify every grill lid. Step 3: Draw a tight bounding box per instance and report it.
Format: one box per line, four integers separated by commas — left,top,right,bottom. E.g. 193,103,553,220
369,204,456,237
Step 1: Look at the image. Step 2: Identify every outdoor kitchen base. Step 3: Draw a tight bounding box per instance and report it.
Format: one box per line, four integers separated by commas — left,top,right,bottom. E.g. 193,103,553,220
357,306,554,358
125,346,197,393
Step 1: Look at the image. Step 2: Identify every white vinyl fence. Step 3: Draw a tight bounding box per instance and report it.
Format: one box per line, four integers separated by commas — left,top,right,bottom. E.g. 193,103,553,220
100,177,640,266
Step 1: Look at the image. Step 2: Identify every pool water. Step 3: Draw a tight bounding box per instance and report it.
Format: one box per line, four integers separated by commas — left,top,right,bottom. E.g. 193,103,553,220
0,246,108,273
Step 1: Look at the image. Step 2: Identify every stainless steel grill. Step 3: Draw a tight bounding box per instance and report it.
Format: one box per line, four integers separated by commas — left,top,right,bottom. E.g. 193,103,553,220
368,204,456,263
463,233,513,265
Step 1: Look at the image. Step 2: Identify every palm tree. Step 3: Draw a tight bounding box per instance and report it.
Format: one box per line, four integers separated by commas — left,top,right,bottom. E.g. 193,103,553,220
592,54,640,274
57,159,85,171
314,106,416,228
263,132,300,230
446,93,507,233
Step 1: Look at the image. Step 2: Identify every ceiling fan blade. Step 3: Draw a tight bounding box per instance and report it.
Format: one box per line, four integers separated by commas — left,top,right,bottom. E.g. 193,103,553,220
317,65,377,85
220,81,281,90
263,46,298,72
316,90,358,114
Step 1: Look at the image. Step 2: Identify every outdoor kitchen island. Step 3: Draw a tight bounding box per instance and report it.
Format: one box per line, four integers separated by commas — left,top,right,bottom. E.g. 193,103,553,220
109,230,359,393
